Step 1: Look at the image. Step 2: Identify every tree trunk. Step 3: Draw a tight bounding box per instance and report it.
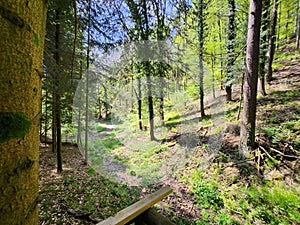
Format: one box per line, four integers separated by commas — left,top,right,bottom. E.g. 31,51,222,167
276,0,281,50
141,0,155,140
225,0,236,101
240,0,262,156
0,1,47,224
296,0,300,49
146,70,155,141
84,0,91,164
77,109,82,146
44,87,49,142
104,85,109,118
56,98,63,173
217,18,224,90
159,76,165,126
198,0,205,118
54,8,63,173
154,1,166,127
211,55,216,99
285,10,290,41
266,0,278,83
137,77,143,130
259,0,270,96
52,99,57,152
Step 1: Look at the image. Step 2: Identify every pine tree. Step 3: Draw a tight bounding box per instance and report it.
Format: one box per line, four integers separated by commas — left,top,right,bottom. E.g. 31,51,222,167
266,0,278,83
240,0,262,156
225,0,236,101
0,0,47,224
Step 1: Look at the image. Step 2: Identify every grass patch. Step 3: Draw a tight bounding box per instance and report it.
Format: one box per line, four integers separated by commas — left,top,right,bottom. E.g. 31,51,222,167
102,138,121,150
97,125,107,133
191,171,223,211
232,183,300,224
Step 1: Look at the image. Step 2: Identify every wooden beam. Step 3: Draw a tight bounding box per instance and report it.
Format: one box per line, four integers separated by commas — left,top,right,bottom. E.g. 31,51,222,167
97,186,172,225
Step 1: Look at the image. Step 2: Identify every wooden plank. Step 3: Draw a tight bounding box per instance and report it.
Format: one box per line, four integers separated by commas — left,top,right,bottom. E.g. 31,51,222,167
138,208,175,225
97,186,172,225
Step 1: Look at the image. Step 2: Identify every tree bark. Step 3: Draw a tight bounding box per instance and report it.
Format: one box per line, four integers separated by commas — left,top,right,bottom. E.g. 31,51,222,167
54,8,62,173
141,0,155,140
259,0,270,96
0,1,47,224
240,0,262,156
44,87,49,142
52,96,57,152
137,76,143,130
56,99,63,173
296,0,300,49
225,0,236,101
197,0,205,118
146,68,155,141
159,76,165,126
84,0,91,163
154,1,166,127
266,0,278,83
211,55,216,99
217,18,224,90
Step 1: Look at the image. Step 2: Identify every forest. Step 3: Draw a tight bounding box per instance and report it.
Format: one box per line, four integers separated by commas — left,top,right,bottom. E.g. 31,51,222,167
0,0,299,224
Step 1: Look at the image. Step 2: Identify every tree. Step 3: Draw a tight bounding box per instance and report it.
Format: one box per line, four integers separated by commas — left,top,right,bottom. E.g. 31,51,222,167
54,7,63,173
225,0,236,101
240,0,262,156
266,0,278,83
259,0,270,96
196,0,206,118
0,0,47,224
44,0,78,173
153,0,168,127
84,0,92,164
126,0,156,140
296,0,300,49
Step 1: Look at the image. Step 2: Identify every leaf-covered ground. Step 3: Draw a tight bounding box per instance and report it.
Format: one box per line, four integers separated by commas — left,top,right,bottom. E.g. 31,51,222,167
39,143,201,224
39,144,141,224
39,45,300,225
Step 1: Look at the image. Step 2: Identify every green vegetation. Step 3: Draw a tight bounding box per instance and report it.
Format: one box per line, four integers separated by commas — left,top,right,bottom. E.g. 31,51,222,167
191,172,223,211
38,0,300,224
188,168,300,225
0,112,31,143
40,173,140,223
97,125,107,133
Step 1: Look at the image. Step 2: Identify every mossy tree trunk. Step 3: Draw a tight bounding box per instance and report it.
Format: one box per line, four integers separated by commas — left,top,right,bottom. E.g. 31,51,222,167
0,1,47,224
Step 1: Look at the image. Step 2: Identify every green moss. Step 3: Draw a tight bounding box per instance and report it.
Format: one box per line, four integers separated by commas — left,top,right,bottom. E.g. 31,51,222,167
34,33,39,46
0,112,31,143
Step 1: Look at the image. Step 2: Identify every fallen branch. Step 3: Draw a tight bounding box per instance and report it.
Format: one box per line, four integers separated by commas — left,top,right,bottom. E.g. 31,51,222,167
259,146,276,161
221,157,256,170
270,147,300,159
67,209,101,223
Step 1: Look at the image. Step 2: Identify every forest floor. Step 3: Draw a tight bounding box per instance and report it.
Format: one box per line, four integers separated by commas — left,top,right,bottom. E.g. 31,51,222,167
39,47,300,225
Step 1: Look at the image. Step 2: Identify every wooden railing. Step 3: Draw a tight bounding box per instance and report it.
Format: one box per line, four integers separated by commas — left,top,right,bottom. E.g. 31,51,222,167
97,186,174,225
